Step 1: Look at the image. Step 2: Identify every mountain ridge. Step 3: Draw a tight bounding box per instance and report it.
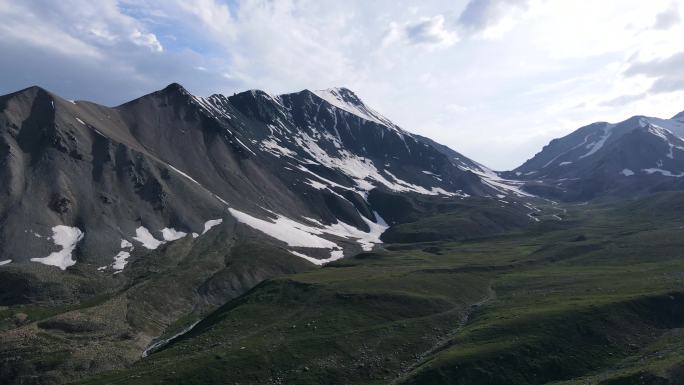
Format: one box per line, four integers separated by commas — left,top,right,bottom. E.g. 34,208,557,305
5,83,684,385
0,82,535,274
505,109,684,200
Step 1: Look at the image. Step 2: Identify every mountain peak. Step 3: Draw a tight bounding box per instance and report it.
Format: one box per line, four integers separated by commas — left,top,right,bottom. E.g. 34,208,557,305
0,85,64,113
314,87,362,106
673,109,684,121
3,85,54,101
20,85,50,93
115,82,194,109
317,86,357,97
226,89,287,121
308,87,397,129
226,89,285,108
159,82,190,96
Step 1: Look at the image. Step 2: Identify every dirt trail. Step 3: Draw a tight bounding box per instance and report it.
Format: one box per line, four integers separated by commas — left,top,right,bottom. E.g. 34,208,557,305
391,285,496,384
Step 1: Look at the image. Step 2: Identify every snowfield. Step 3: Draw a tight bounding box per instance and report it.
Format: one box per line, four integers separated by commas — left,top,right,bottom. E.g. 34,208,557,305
111,239,135,271
228,208,339,249
161,228,187,241
288,249,344,266
133,226,164,250
642,168,684,177
30,226,84,270
580,123,615,159
228,207,388,264
313,88,399,130
202,219,223,234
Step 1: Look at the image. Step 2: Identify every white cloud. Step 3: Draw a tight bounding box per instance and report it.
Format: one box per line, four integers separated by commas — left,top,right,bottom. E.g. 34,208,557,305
0,1,164,61
1,0,683,170
0,0,230,105
130,29,163,52
175,0,235,39
0,1,102,58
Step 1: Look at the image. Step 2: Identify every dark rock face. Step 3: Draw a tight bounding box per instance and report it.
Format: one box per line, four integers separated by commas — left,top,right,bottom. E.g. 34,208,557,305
0,83,542,385
506,112,684,200
0,84,514,271
49,195,71,214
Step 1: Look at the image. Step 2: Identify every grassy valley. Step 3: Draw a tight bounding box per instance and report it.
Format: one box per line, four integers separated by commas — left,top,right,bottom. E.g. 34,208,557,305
73,192,684,385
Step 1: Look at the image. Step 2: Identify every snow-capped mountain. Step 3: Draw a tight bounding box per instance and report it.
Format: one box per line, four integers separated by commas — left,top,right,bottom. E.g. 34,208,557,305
0,83,529,272
508,111,684,200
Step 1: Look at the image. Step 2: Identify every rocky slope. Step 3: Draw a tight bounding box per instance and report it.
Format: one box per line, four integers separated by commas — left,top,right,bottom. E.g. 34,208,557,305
0,84,533,274
0,83,539,384
506,111,684,200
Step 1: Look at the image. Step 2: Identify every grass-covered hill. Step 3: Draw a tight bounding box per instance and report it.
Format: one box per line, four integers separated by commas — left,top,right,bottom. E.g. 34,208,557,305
75,192,684,385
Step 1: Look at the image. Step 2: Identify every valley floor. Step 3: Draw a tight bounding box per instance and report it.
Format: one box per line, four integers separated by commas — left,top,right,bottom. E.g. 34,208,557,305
67,192,684,385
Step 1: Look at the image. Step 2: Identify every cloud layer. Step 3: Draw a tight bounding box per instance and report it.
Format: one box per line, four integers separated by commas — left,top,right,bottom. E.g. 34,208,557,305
0,0,683,169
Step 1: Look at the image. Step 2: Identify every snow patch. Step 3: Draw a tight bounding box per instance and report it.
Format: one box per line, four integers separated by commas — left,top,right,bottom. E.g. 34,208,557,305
312,88,399,131
648,124,670,141
228,208,338,249
304,179,329,190
383,170,466,197
30,226,84,270
289,249,345,265
228,208,388,263
460,165,533,197
580,123,615,159
261,139,297,158
112,251,132,270
642,168,684,177
213,194,230,206
620,168,635,176
233,136,257,156
288,130,458,197
297,165,352,191
644,117,684,138
133,226,164,250
540,134,593,169
111,239,135,271
645,123,684,159
202,219,223,234
324,211,388,251
166,164,202,186
0,259,11,266
161,228,187,241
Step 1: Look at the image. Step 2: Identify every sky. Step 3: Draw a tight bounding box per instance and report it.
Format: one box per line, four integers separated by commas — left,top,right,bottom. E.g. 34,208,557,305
1,0,683,170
